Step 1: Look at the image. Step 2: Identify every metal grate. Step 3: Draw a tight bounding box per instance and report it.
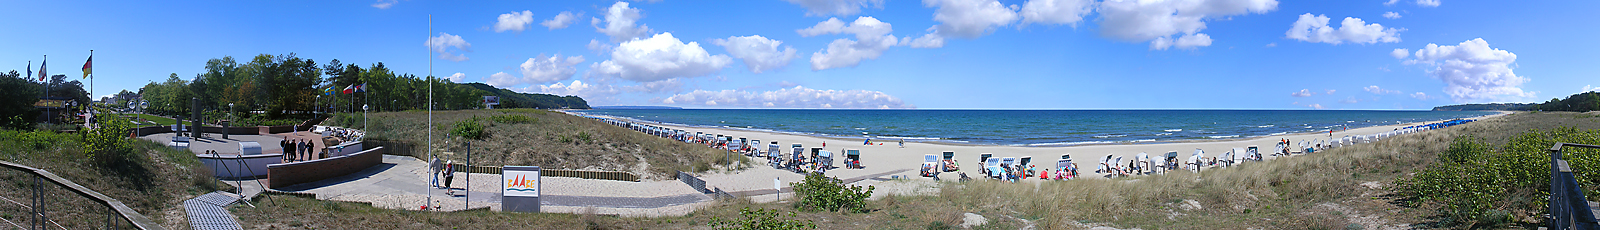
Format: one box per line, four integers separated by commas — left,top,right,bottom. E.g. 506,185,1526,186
184,192,242,230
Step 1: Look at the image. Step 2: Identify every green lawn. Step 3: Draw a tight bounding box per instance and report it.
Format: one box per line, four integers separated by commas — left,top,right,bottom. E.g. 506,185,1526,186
123,113,177,126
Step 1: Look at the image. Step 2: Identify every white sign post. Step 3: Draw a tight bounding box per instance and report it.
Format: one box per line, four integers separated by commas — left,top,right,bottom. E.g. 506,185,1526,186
502,166,541,212
774,177,781,201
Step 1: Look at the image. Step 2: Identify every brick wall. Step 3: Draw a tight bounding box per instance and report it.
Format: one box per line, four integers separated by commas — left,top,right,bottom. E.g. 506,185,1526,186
266,146,385,189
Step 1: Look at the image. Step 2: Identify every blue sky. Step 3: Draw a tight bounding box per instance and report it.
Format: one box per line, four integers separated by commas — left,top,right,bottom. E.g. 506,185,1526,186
4,0,1598,109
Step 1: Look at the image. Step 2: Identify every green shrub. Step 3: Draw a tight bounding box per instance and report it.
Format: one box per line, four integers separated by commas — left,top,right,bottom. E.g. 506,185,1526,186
85,108,137,166
450,117,487,140
707,207,816,230
1396,127,1600,228
791,173,875,213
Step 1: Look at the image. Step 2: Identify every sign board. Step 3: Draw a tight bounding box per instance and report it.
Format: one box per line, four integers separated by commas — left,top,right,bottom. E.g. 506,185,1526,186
483,96,500,105
502,166,541,212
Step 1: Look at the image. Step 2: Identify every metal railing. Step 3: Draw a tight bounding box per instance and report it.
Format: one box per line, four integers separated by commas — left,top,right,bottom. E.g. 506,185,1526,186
0,160,165,230
1549,142,1600,230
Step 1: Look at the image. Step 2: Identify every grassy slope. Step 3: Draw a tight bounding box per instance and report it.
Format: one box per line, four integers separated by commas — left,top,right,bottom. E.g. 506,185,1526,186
234,111,1600,229
0,130,224,229
331,109,742,180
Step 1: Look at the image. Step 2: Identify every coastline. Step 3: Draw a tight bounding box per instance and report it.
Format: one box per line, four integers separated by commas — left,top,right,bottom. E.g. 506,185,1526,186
558,109,1511,198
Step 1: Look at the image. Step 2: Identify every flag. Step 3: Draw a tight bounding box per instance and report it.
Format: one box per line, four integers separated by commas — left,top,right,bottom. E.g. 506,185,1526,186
25,61,30,81
82,55,92,79
355,83,368,93
38,58,46,81
324,85,337,95
342,84,355,94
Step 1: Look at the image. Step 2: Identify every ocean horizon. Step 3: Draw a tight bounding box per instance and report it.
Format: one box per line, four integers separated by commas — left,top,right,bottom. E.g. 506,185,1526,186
573,109,1497,146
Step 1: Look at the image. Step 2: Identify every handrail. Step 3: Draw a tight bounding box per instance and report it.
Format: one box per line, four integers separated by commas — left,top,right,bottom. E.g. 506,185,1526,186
1549,142,1600,230
0,160,166,230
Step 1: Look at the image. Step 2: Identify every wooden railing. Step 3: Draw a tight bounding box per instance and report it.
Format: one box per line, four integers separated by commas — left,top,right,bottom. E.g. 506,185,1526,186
0,160,165,230
1548,142,1600,230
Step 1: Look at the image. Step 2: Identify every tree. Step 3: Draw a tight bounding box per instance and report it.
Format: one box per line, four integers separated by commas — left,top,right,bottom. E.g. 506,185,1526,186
0,71,43,129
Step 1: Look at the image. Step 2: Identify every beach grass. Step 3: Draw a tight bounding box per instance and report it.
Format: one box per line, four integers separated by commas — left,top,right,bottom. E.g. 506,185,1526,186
0,129,226,229
329,109,748,180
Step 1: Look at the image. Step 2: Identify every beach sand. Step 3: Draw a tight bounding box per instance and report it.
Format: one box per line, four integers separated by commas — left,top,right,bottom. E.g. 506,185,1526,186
582,111,1509,201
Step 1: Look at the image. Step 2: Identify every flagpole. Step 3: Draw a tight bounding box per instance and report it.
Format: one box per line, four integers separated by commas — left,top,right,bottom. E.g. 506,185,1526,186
426,14,434,211
88,50,93,122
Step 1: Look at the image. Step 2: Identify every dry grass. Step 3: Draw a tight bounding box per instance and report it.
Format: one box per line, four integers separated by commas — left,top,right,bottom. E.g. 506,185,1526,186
332,109,744,180
0,131,223,229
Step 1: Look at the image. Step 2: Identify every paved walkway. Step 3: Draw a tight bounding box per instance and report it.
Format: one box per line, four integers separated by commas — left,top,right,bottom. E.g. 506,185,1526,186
183,192,243,230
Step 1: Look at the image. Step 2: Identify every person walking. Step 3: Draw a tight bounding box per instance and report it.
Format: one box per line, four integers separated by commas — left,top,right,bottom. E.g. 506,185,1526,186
899,138,904,148
429,157,443,188
443,161,457,195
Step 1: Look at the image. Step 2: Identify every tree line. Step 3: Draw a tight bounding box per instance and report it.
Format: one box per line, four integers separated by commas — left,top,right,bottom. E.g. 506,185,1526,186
1433,91,1600,112
139,53,590,123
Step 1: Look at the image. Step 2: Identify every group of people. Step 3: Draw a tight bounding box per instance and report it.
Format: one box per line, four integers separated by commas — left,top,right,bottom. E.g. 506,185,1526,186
280,137,318,162
429,157,458,195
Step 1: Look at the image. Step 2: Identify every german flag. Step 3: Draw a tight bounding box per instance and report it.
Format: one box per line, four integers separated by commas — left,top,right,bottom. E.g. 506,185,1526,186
82,55,92,79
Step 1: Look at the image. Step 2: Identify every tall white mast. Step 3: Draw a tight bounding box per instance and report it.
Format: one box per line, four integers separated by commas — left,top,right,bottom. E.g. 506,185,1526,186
426,14,434,211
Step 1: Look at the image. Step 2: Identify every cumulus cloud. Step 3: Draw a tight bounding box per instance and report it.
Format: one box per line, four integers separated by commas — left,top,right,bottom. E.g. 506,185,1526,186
1364,85,1400,94
1416,0,1439,7
1411,92,1435,100
587,39,613,53
371,0,398,9
1020,0,1095,26
1306,103,1326,109
541,11,580,30
626,78,685,93
494,11,535,32
1585,85,1600,93
1291,89,1313,97
661,86,913,109
523,80,620,101
1150,33,1212,50
713,35,799,73
591,33,732,82
446,73,465,82
783,0,884,16
798,17,901,71
1383,0,1400,6
425,32,471,62
906,27,946,48
523,55,586,84
925,0,1020,39
593,2,651,42
1391,48,1410,59
1382,12,1401,19
1402,38,1531,102
1326,89,1337,95
1286,14,1402,45
1097,0,1277,50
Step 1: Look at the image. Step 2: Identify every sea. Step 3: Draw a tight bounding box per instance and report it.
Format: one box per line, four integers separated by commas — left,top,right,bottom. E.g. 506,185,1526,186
572,109,1496,146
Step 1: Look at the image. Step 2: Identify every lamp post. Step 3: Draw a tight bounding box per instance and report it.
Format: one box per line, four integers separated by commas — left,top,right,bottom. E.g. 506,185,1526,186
363,104,368,131
226,103,234,139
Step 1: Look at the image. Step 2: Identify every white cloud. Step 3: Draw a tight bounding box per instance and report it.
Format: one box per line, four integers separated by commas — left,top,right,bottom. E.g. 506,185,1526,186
1364,85,1400,94
1291,89,1312,97
1584,85,1600,93
626,78,685,93
1286,14,1402,45
371,0,398,9
426,32,471,62
925,0,1020,39
446,73,465,82
783,0,884,16
1306,103,1325,109
1150,33,1211,50
541,11,580,30
713,35,799,74
1382,12,1401,19
523,80,621,101
661,86,913,109
1391,48,1409,59
1265,42,1277,47
906,26,946,48
1020,0,1095,26
523,55,585,84
1411,92,1435,100
591,33,732,82
1402,38,1531,102
587,39,613,53
1383,0,1400,6
1416,0,1439,7
1340,96,1361,104
593,2,651,42
798,17,901,71
1097,0,1277,50
1326,89,1337,94
494,10,535,32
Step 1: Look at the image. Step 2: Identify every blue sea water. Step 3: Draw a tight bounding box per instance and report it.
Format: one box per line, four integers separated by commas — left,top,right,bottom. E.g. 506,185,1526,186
573,109,1495,146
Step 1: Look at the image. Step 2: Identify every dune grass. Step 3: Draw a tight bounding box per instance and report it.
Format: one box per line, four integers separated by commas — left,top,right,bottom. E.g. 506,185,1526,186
0,129,225,229
328,109,746,180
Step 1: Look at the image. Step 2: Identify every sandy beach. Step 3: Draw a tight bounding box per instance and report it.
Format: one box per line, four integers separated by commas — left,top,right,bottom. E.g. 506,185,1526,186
576,111,1509,200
